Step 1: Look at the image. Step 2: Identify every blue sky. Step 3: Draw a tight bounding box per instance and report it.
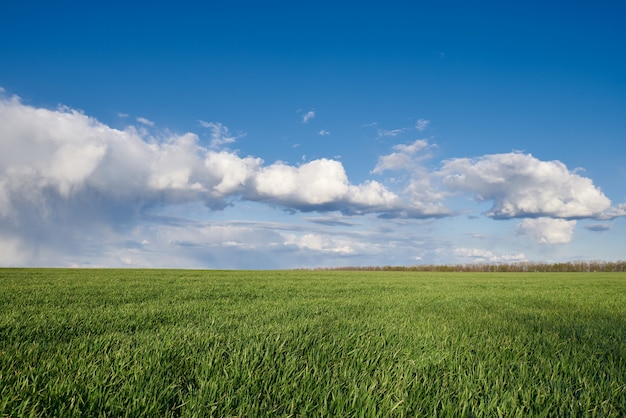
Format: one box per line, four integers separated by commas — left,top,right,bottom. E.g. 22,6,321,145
1,1,625,268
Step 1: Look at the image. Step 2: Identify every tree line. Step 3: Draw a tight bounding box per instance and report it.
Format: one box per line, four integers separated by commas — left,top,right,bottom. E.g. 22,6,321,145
321,260,626,273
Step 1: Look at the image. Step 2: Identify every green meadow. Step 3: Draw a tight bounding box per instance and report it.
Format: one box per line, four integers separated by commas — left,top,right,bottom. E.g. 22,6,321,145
1,269,625,417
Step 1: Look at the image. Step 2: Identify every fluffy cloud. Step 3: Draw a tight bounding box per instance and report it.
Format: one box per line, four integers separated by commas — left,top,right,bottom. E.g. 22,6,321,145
1,93,622,267
373,140,449,217
0,96,413,218
247,158,406,215
599,203,626,219
440,152,611,219
517,218,577,244
1,95,443,264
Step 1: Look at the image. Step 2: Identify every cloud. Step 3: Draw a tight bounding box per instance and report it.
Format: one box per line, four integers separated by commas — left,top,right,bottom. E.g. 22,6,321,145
376,128,405,139
372,139,431,173
517,218,577,244
302,110,315,123
372,140,449,217
136,117,154,126
199,120,243,148
599,203,626,219
318,129,330,136
245,158,409,215
454,247,526,263
584,223,612,232
283,233,355,254
2,92,620,268
1,95,454,266
440,152,611,219
305,216,357,227
415,118,429,132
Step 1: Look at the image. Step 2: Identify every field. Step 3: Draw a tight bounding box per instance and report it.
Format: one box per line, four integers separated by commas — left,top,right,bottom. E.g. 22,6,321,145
1,269,625,416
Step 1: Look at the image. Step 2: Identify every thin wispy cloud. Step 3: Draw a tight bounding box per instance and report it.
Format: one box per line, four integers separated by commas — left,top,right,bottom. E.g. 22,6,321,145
136,117,154,126
416,118,429,132
302,111,315,123
376,128,405,139
584,223,612,232
199,120,243,148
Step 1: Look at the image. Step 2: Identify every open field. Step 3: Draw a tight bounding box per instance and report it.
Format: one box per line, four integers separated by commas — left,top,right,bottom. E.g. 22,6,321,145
1,269,625,416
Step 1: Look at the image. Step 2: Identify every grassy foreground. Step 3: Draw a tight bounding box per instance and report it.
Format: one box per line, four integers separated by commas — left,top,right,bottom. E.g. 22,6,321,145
1,269,625,417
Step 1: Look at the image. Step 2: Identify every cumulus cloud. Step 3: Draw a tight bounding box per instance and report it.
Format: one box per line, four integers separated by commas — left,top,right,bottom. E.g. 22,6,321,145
246,158,408,215
319,129,330,136
2,92,621,267
599,203,626,219
517,218,577,244
373,139,449,217
0,96,415,219
440,152,611,219
1,95,450,265
302,110,315,123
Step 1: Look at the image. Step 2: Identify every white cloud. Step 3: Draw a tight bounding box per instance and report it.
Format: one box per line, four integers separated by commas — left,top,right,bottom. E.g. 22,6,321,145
517,218,577,244
416,118,429,132
1,95,454,267
372,139,431,173
454,247,526,263
136,117,154,126
599,203,626,219
302,110,315,123
440,152,611,219
199,120,242,148
283,233,355,254
372,139,449,217
247,158,406,214
2,93,621,268
376,128,405,139
319,129,330,136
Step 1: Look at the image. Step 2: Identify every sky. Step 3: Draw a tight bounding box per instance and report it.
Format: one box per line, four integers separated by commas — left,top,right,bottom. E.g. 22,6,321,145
1,0,625,269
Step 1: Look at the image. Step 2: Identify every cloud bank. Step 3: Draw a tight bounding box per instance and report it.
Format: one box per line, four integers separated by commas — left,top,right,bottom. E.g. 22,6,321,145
0,93,622,267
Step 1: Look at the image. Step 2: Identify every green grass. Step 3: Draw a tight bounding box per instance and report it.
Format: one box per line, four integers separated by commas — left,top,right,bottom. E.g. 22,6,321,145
1,269,625,417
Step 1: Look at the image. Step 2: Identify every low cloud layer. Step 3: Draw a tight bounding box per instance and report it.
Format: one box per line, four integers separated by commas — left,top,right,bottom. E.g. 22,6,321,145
0,93,623,267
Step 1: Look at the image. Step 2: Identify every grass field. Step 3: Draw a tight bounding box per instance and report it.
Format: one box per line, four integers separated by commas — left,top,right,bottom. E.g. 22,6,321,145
1,269,625,416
